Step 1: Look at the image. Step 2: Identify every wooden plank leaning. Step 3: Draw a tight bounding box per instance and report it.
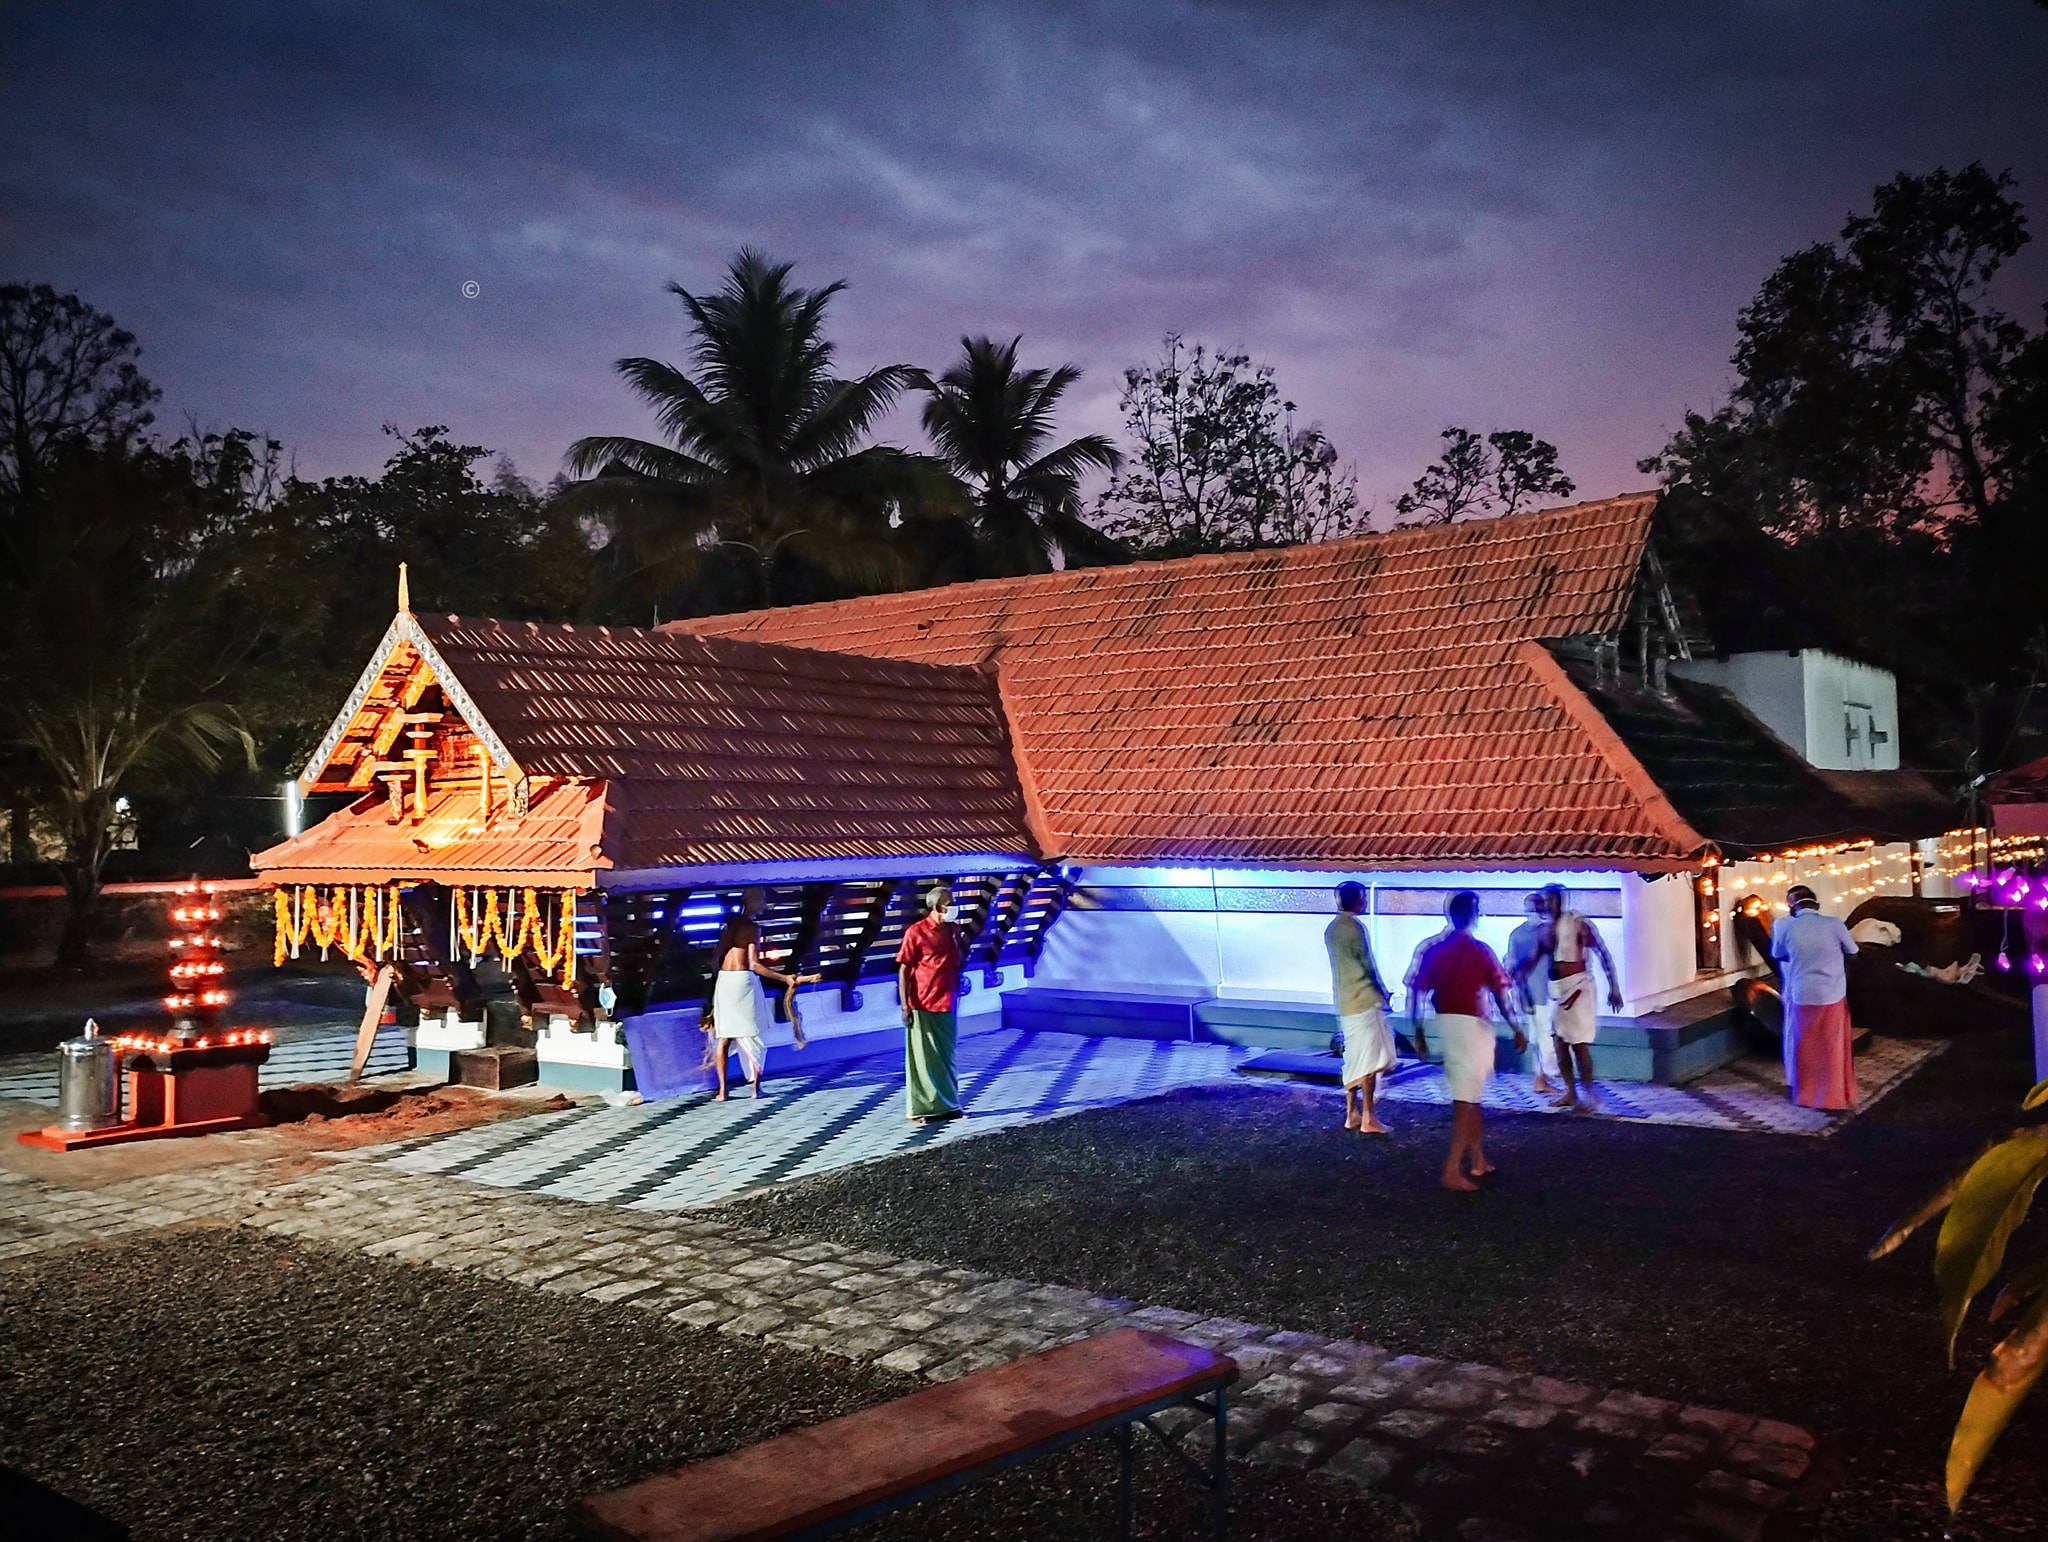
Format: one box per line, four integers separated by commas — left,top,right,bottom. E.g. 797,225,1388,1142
347,963,397,1083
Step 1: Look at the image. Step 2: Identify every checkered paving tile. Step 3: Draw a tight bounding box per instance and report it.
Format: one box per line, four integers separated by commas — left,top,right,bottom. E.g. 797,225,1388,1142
0,1023,411,1106
376,1029,1252,1211
1368,1034,1944,1137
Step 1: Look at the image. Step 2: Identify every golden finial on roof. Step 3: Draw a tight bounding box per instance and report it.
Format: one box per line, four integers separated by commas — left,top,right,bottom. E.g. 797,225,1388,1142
398,562,410,613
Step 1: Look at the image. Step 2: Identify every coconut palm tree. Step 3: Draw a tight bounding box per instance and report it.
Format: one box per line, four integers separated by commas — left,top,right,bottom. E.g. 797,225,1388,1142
565,250,947,609
917,336,1126,575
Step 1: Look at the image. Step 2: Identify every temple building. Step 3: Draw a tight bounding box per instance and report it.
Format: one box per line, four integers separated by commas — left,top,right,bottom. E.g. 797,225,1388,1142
252,493,1963,1093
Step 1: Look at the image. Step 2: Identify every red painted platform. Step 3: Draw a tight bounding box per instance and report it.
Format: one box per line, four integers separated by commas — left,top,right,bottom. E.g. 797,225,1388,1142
16,1034,274,1152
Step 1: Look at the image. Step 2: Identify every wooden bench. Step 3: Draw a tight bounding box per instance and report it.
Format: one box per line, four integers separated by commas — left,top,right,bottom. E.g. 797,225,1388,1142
570,1327,1237,1541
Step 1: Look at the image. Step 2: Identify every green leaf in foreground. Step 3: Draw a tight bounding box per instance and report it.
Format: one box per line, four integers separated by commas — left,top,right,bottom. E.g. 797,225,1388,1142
1935,1130,2048,1362
1949,1289,2048,1511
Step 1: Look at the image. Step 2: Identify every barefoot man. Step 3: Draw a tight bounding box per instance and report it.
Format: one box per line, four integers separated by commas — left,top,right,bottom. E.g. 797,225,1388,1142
1505,891,1564,1096
1326,881,1395,1134
1406,891,1526,1191
1520,883,1623,1113
708,888,819,1100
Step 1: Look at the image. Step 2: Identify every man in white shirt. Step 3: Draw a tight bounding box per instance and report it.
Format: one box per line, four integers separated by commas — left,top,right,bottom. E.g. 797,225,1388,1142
1769,884,1860,1109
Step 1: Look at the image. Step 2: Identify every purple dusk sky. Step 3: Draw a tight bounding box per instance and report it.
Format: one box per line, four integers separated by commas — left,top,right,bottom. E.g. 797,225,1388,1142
5,2,2046,521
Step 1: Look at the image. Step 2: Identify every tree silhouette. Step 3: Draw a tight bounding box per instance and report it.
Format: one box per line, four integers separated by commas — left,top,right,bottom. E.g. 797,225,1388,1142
564,250,942,610
917,335,1122,575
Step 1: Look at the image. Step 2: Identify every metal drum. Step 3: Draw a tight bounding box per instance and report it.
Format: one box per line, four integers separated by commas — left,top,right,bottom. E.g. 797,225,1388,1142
55,1022,122,1132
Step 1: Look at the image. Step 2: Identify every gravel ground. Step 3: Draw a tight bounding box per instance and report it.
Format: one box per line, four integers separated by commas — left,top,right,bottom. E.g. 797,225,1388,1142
0,1229,1412,1542
728,1024,2048,1541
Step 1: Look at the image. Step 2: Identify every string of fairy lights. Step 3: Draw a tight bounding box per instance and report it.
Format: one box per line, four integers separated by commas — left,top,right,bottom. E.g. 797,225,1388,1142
1719,827,2047,981
1951,831,2048,981
1722,840,1923,914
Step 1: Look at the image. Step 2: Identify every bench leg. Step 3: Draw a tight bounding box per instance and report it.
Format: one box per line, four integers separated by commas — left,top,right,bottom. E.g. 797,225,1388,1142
1115,1422,1133,1540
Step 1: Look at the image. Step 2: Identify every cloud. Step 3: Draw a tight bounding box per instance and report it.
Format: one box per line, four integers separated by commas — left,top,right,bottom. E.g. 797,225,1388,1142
2,0,2043,511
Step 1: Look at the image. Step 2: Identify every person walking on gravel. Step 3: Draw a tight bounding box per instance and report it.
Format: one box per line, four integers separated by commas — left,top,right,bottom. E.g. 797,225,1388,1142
1505,891,1564,1096
1326,881,1395,1134
897,885,967,1125
1406,891,1526,1191
1519,884,1623,1114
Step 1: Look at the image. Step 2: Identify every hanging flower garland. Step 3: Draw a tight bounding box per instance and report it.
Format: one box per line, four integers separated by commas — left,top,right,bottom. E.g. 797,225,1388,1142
273,884,577,979
526,889,577,981
272,885,405,966
456,887,527,961
307,888,344,952
453,886,581,984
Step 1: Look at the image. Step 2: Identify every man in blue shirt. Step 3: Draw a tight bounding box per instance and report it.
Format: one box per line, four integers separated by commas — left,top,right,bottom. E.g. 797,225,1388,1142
1768,885,1859,1109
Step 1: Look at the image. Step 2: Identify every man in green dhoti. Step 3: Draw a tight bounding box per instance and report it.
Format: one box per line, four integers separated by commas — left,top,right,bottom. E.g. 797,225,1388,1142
896,885,966,1124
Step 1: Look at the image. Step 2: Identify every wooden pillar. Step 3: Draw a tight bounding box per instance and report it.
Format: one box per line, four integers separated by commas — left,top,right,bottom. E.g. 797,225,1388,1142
1026,867,1076,977
973,870,1032,985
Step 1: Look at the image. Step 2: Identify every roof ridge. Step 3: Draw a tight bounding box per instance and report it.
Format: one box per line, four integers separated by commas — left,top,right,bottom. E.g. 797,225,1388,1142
1513,640,1710,860
672,491,1663,630
412,609,997,687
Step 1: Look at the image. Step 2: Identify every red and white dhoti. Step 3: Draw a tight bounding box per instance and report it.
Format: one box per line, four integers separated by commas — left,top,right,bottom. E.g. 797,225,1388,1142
1784,997,1857,1110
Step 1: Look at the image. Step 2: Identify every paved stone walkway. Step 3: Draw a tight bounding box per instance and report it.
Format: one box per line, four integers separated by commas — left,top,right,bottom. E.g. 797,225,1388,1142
0,1021,412,1103
0,1150,1823,1540
1357,1034,1944,1138
374,1028,1253,1210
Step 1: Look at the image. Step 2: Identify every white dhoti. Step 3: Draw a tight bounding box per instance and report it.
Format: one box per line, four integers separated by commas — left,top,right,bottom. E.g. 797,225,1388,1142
1432,1013,1497,1104
1550,973,1598,1045
1339,1007,1396,1085
712,969,769,1078
1526,998,1559,1078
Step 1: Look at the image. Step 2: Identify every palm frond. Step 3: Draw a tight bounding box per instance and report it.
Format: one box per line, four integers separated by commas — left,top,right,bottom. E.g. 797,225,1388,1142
1022,434,1122,484
563,435,721,482
610,358,730,455
790,366,921,469
1046,504,1134,569
552,472,723,532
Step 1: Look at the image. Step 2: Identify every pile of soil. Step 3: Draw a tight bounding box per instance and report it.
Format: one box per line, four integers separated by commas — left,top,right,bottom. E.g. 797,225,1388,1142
256,1082,573,1142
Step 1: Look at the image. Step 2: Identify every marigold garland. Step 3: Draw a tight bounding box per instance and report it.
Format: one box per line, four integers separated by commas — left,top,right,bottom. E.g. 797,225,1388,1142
273,883,576,979
453,886,580,984
272,885,404,966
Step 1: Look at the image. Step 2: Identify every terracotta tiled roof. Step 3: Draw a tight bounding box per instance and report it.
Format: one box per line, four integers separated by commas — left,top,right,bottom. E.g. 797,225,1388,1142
256,616,1037,884
253,776,609,886
677,494,1711,869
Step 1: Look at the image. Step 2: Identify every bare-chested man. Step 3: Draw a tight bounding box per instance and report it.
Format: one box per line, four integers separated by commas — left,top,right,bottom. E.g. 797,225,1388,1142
708,887,819,1100
1517,884,1623,1114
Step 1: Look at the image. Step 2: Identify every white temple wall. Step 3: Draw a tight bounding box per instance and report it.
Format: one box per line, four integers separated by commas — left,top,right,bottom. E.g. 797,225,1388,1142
622,959,1029,1052
1619,872,1701,1011
1035,865,1698,1017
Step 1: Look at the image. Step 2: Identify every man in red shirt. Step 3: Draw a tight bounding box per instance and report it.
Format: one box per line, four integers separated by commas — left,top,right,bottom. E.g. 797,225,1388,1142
896,884,966,1124
1406,890,1526,1192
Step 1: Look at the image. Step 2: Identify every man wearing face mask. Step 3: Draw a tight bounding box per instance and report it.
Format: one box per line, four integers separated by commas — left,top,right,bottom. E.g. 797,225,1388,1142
896,884,967,1124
